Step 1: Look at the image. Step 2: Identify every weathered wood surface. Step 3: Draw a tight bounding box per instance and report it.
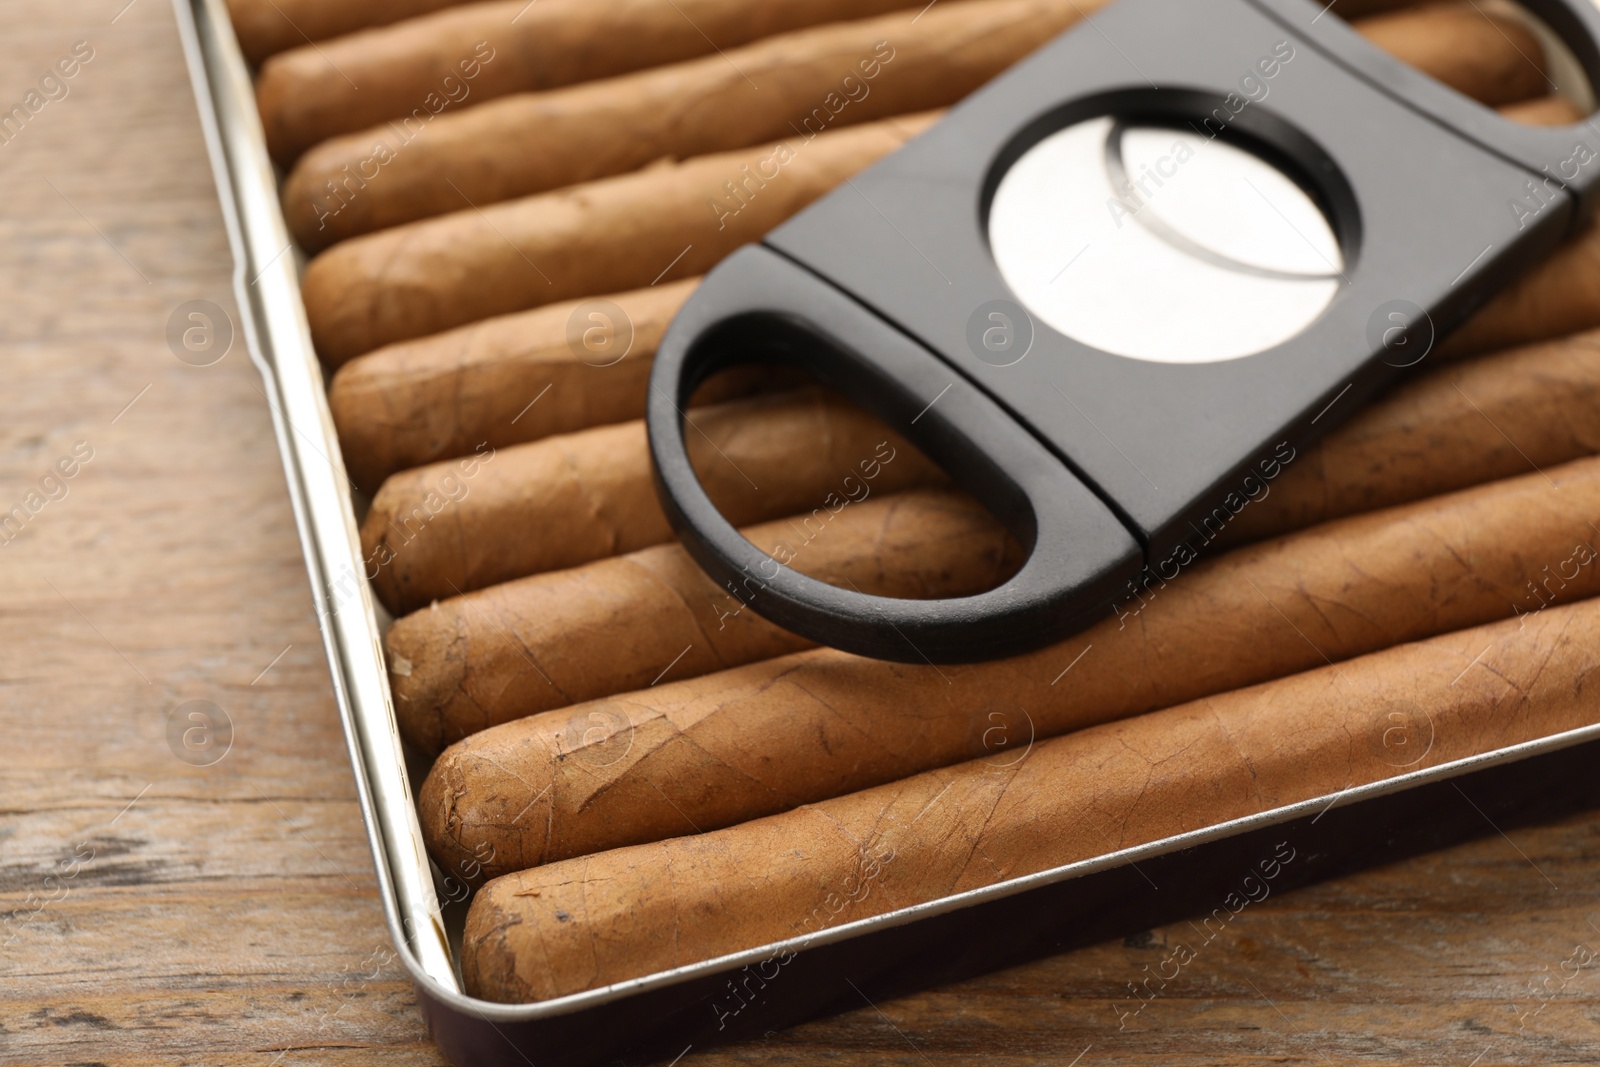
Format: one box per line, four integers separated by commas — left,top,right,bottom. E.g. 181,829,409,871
0,1,1597,1064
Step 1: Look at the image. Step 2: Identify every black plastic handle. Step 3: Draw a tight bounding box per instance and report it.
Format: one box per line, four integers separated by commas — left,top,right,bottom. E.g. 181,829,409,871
646,246,1143,664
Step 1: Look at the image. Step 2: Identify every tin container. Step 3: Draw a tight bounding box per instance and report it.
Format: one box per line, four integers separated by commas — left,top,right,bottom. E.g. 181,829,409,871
173,0,1600,1062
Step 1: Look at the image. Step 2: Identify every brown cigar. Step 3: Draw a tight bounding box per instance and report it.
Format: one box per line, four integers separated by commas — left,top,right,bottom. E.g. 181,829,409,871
328,279,699,492
1446,217,1600,358
283,0,1541,251
362,389,944,615
390,487,1023,754
283,0,1111,248
259,0,979,165
1356,1,1549,105
422,454,1600,883
225,0,468,67
1497,94,1586,127
460,592,1600,1003
327,100,1594,490
390,330,1600,756
302,112,938,365
1222,328,1600,544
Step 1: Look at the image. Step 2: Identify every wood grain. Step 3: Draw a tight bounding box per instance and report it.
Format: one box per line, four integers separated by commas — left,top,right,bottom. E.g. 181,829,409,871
0,1,439,1063
0,1,1595,1065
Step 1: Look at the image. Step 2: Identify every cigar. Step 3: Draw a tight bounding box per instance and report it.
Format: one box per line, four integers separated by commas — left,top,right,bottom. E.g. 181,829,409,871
389,330,1600,755
1221,328,1600,544
422,455,1600,883
389,487,1023,754
1445,218,1600,359
283,0,1110,248
283,0,1541,251
1356,1,1549,105
329,278,700,492
461,592,1600,1003
328,100,1595,489
225,0,468,67
302,113,938,365
362,388,944,615
1497,94,1586,127
260,0,984,166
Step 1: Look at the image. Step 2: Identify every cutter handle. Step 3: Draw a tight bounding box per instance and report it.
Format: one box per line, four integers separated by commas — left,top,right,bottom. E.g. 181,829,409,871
646,246,1143,664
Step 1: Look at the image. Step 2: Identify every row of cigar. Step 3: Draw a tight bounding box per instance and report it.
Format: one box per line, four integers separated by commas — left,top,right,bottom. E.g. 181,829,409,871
236,0,1600,1006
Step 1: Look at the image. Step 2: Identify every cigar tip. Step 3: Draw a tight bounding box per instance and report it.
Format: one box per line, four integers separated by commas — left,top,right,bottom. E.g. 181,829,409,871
300,250,354,360
462,874,539,1002
421,732,559,882
281,159,337,255
325,364,384,490
387,608,468,754
252,55,304,163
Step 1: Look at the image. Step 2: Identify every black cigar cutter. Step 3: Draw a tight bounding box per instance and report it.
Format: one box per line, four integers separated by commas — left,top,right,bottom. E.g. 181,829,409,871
647,0,1600,663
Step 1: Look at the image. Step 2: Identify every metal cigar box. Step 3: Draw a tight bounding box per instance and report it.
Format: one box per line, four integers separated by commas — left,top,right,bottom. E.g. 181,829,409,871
174,0,1600,1062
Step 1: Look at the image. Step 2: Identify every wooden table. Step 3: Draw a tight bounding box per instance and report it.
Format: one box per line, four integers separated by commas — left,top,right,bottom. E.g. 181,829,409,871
2,2,1596,1063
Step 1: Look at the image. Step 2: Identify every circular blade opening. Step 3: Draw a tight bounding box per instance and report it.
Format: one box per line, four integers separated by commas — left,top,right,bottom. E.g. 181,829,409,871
988,117,1344,364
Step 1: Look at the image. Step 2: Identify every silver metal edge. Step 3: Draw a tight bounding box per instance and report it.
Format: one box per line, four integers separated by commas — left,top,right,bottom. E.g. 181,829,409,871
169,0,1600,1029
170,0,457,993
